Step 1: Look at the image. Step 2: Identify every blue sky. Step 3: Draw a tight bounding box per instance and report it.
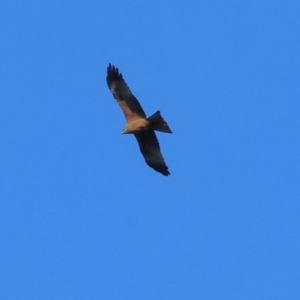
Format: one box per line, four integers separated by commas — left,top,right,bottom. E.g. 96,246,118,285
1,1,299,299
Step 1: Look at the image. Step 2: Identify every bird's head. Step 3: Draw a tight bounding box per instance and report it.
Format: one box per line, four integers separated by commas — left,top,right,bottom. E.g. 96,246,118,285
122,124,133,134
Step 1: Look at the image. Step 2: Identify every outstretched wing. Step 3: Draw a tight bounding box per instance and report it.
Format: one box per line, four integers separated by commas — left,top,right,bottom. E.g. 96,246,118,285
106,64,146,122
134,130,170,176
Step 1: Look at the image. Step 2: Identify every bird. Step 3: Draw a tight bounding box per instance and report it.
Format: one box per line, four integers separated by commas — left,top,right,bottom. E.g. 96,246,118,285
106,64,172,176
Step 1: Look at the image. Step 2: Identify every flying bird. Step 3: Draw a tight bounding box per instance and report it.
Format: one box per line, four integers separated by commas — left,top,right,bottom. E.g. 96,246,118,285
106,64,172,176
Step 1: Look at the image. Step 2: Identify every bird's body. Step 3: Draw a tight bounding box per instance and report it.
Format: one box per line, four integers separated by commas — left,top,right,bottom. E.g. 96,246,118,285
106,64,172,176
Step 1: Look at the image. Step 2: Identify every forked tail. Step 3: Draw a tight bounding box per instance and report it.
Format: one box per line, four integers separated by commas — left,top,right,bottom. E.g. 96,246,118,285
147,111,172,133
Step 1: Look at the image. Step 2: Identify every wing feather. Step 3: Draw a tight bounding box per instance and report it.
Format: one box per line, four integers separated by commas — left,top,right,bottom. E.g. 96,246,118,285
134,130,170,176
106,64,146,122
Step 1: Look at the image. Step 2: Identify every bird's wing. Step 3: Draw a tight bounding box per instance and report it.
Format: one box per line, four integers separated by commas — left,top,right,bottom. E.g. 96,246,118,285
106,64,146,122
134,130,170,176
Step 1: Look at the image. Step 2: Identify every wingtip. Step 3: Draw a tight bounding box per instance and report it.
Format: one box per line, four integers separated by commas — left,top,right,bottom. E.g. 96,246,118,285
158,166,170,176
107,63,122,78
107,64,125,89
107,63,115,72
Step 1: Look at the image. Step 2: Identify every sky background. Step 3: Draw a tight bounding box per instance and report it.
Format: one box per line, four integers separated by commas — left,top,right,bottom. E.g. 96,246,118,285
1,1,299,299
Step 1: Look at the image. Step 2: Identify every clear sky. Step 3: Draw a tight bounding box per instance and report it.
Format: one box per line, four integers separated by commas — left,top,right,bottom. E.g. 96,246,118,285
1,1,299,299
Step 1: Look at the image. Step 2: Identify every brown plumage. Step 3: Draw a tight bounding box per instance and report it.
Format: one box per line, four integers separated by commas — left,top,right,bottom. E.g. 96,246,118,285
106,64,172,176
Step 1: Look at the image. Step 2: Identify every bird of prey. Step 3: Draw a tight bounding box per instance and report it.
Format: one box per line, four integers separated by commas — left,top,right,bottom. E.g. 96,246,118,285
106,64,172,176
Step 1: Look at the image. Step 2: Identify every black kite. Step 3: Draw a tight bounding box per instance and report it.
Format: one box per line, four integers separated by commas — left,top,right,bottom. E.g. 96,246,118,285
106,64,172,176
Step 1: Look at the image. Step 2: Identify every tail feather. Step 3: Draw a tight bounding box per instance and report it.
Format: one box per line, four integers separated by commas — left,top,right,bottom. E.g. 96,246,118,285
147,111,172,133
